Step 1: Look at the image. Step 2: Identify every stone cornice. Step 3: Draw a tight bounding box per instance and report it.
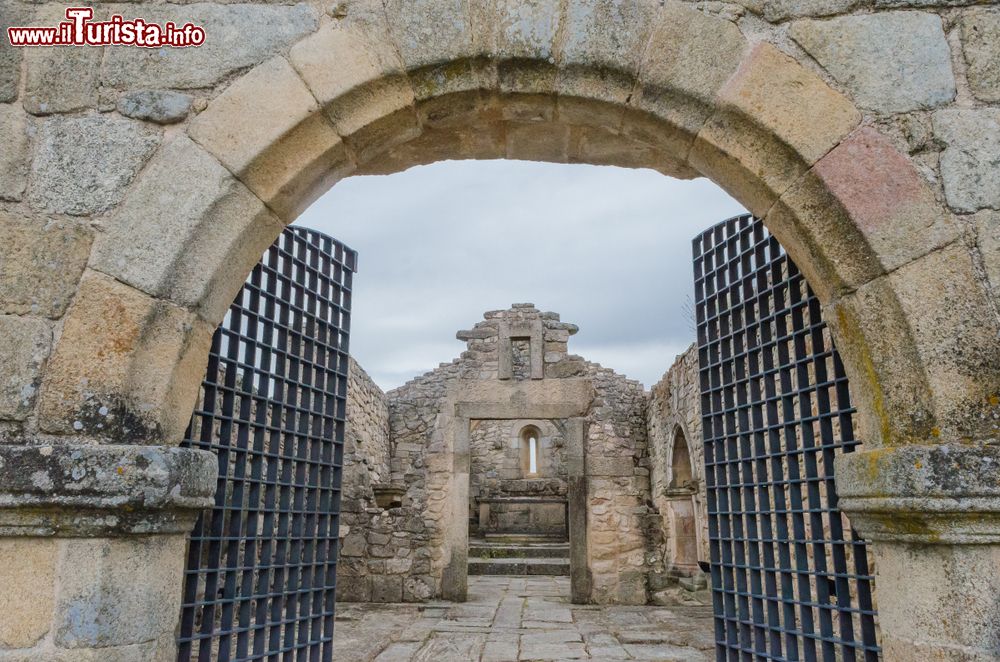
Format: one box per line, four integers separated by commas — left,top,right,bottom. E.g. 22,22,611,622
835,443,1000,544
0,443,217,537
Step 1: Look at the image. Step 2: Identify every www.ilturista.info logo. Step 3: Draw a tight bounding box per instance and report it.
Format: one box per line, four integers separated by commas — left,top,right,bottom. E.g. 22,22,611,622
7,7,205,47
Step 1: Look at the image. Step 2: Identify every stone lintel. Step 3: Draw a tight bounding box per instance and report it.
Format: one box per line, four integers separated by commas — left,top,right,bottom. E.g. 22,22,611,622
835,443,1000,544
457,402,587,420
449,378,594,420
0,443,217,537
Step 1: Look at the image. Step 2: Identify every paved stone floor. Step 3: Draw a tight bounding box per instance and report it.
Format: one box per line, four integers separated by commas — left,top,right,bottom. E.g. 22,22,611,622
333,576,715,661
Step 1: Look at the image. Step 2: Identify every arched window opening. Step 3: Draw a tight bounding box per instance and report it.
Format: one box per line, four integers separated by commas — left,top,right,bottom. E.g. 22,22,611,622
669,430,694,490
529,435,538,475
519,425,542,477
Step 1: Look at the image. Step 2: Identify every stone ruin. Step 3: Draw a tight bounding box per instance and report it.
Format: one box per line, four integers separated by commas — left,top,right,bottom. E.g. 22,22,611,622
338,304,709,606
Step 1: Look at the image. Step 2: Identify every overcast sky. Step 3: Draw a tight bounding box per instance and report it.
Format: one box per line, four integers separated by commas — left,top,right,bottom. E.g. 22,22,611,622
294,160,745,391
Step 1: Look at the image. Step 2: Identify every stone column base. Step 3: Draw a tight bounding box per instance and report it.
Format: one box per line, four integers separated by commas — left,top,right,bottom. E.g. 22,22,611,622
0,443,216,661
835,443,1000,661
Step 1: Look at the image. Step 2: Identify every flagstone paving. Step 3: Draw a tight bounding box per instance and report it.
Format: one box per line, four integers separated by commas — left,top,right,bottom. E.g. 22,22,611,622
333,576,715,661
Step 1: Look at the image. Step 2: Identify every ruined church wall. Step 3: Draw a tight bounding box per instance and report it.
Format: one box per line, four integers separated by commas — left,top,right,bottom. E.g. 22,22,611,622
337,306,678,605
337,357,439,603
345,357,390,485
384,361,463,599
647,345,710,579
582,362,657,605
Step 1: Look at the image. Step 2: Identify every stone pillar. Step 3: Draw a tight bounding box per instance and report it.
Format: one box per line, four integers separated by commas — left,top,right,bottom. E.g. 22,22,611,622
835,443,1000,661
440,416,470,602
565,418,592,604
0,443,216,660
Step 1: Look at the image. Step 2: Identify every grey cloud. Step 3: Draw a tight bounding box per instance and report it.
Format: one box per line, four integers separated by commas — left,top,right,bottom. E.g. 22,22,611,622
294,159,745,389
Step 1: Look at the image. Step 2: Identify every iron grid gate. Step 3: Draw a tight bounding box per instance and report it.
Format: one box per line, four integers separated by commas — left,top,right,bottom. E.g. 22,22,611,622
693,215,880,662
178,226,356,662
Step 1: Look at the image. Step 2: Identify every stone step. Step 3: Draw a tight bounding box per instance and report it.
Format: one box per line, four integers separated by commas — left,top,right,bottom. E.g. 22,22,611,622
468,542,569,559
481,533,567,544
467,557,571,576
469,545,570,559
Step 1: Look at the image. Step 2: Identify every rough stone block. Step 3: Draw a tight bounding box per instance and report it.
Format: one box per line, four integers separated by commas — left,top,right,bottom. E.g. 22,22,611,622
974,210,1000,310
385,0,488,103
960,8,1000,103
884,243,1000,439
826,278,934,445
589,456,635,477
689,43,860,216
933,108,1000,213
190,57,317,174
336,575,371,602
0,103,29,201
736,0,858,21
189,56,350,222
117,90,192,125
0,314,50,421
90,135,284,322
370,575,403,603
356,124,504,176
402,575,434,602
631,1,748,151
572,124,691,178
101,4,317,90
289,21,417,160
0,213,92,318
28,115,160,216
506,121,569,162
346,107,422,167
556,0,660,104
383,0,474,71
21,6,103,114
789,12,955,114
0,0,28,103
812,127,957,269
341,532,366,557
0,538,57,648
475,0,562,63
54,535,187,648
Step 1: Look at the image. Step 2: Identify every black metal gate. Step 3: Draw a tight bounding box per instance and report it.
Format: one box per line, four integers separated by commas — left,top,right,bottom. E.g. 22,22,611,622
693,215,880,661
177,226,356,662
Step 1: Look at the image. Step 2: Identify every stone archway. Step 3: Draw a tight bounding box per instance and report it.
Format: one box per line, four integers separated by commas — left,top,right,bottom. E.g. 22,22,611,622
665,427,699,576
1,1,999,660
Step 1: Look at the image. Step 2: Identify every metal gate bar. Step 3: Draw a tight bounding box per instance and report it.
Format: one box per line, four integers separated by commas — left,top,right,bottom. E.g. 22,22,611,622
693,214,879,662
177,226,356,662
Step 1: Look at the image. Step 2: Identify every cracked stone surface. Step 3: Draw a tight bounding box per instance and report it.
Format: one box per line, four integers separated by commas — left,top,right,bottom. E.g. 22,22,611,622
333,576,714,661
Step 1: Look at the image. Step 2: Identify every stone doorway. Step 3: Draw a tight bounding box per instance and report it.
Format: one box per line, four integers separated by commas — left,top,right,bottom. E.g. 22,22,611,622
467,419,572,586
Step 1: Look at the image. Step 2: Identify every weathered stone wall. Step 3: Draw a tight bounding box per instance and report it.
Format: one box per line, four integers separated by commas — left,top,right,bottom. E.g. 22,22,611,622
337,357,437,604
345,357,390,485
647,345,711,603
582,362,656,604
379,359,463,602
1,0,996,454
2,0,1000,657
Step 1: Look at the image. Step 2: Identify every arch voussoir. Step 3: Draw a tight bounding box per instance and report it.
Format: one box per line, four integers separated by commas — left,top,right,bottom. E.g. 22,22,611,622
188,55,350,223
36,270,213,444
89,135,284,324
690,43,862,216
